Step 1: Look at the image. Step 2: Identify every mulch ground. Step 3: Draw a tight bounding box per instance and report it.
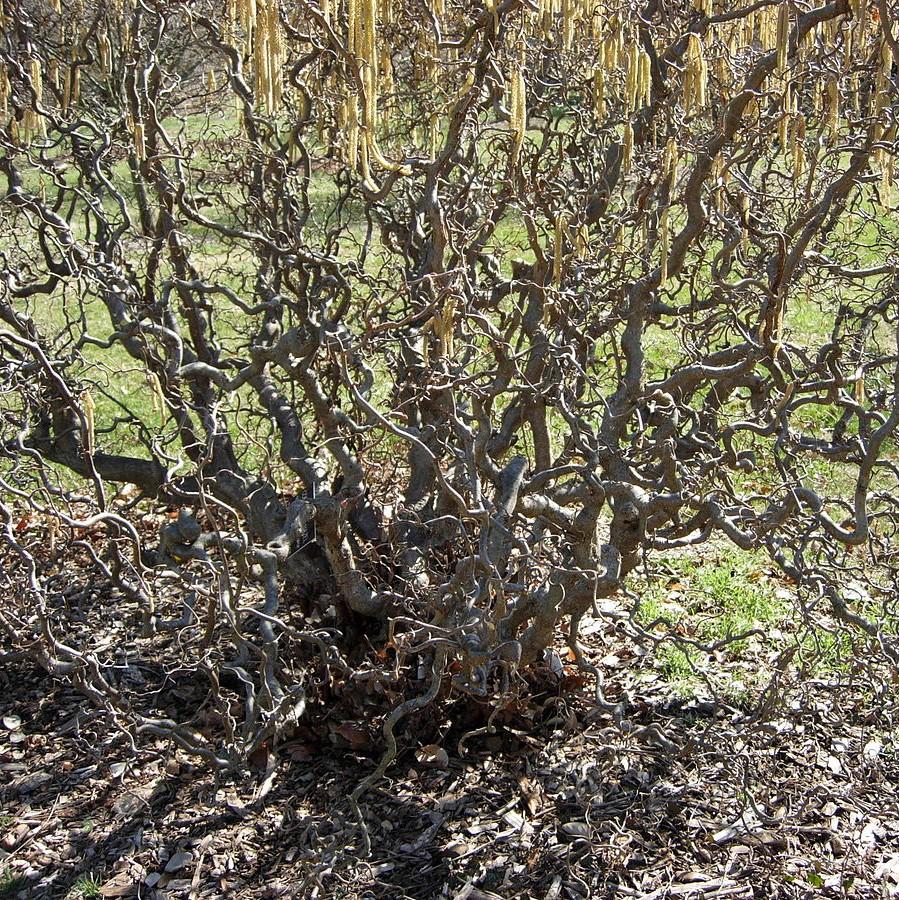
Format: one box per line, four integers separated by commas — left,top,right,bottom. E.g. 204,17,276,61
2,638,898,899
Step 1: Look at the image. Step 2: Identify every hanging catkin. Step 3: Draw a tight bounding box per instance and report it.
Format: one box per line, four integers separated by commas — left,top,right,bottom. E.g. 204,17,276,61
349,0,407,174
149,372,167,415
81,390,96,456
509,64,526,163
778,85,794,150
775,2,790,72
791,112,806,181
553,212,567,286
683,34,707,116
575,222,590,258
562,0,575,49
622,121,633,172
740,194,750,254
0,64,8,120
639,47,651,107
133,121,145,160
98,30,112,73
253,0,284,113
26,58,45,137
428,113,439,160
663,136,679,193
659,206,669,284
345,94,359,170
625,42,638,112
592,67,605,120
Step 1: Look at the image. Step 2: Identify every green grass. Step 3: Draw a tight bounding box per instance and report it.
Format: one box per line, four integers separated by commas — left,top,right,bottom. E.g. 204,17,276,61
0,870,28,899
635,547,788,698
68,875,102,899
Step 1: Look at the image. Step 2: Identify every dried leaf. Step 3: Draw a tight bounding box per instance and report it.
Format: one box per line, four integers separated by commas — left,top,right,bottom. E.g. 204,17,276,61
417,744,449,769
164,851,193,873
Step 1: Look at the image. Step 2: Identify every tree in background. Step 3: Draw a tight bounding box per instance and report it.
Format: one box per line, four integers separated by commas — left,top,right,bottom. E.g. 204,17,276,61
1,0,897,772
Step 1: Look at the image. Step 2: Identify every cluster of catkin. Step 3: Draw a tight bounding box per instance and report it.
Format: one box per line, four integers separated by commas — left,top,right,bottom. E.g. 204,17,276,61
225,0,284,113
342,0,407,177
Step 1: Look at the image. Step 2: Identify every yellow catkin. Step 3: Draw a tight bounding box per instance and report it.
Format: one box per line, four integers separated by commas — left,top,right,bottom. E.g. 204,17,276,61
361,0,377,132
0,64,8,120
428,113,439,160
854,369,866,405
149,372,166,414
778,86,794,150
346,95,359,170
30,58,42,106
359,130,372,184
663,136,679,193
379,47,393,96
592,67,605,120
591,1,603,43
352,0,406,175
27,58,45,137
776,2,790,72
625,42,638,112
854,0,867,48
639,47,651,107
874,39,890,122
253,0,284,113
133,122,145,159
70,63,80,104
98,31,112,72
81,391,95,455
347,0,358,53
622,121,633,172
435,297,456,357
882,157,894,207
659,205,669,284
761,5,778,49
603,33,617,71
509,65,526,163
740,194,750,253
563,0,575,49
553,211,567,286
575,223,590,258
791,113,806,181
539,0,553,38
684,34,706,116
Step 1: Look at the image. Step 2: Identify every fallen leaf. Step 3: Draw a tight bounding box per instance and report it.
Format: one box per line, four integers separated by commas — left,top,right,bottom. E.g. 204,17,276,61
164,851,193,873
561,821,591,839
863,739,883,762
331,722,370,750
416,744,449,769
